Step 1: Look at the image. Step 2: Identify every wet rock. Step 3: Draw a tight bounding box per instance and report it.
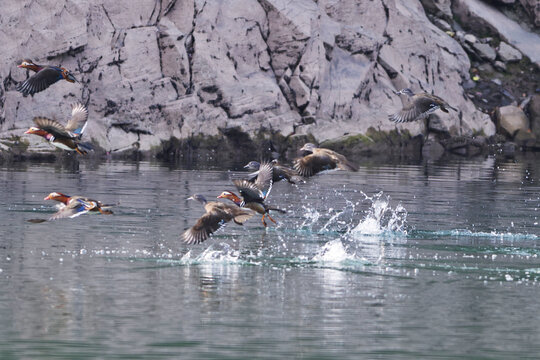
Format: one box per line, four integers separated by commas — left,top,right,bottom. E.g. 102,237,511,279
419,0,453,17
422,139,445,160
491,78,502,86
528,94,540,138
473,43,497,62
452,0,540,67
514,129,536,147
497,42,522,63
496,105,529,137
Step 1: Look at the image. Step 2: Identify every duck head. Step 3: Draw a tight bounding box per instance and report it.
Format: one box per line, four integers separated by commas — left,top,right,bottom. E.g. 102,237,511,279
244,161,261,170
44,192,70,204
299,143,317,154
61,68,79,83
217,191,242,205
25,127,50,139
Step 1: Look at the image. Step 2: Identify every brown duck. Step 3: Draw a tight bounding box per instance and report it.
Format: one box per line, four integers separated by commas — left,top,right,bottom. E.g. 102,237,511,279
218,162,286,227
293,143,358,177
182,194,254,245
388,88,458,123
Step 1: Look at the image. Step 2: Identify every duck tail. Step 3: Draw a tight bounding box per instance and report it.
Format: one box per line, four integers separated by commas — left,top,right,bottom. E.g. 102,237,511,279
76,141,94,155
267,205,286,214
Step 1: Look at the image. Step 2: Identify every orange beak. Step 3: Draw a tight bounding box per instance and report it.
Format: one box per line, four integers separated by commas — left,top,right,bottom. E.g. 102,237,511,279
17,64,24,68
44,195,51,200
217,194,224,199
24,128,33,134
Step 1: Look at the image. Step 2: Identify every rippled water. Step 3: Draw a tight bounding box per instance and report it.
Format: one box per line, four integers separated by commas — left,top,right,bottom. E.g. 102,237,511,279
1,155,540,359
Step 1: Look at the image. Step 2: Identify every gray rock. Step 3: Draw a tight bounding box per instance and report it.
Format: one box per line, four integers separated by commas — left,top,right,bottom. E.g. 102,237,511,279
473,43,497,61
491,78,502,86
419,0,453,17
514,128,536,147
494,61,507,72
496,105,530,137
431,18,452,32
497,42,522,62
452,0,540,67
464,34,478,44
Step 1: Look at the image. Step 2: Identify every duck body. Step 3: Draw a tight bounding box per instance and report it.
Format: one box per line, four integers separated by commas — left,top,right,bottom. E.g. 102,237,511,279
219,163,286,227
25,103,92,155
17,59,78,95
388,88,457,123
44,192,113,220
183,194,254,244
294,143,358,177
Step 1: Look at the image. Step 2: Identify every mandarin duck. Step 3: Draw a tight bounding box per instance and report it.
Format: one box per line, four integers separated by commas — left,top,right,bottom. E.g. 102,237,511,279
293,143,358,177
182,194,254,245
244,160,304,184
25,103,92,155
388,88,458,123
17,59,78,95
43,192,113,220
218,162,286,227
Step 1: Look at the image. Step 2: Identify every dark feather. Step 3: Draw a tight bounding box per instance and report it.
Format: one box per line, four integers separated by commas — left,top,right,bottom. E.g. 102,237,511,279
17,67,63,95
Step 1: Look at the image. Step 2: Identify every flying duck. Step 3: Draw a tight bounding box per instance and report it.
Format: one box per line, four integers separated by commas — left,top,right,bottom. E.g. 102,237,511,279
293,143,358,177
182,194,254,245
24,103,92,154
43,192,113,220
17,59,78,95
244,160,303,184
388,88,458,123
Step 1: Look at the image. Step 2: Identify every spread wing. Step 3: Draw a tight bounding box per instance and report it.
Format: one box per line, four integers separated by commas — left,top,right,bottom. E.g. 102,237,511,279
389,96,440,123
182,212,228,245
33,117,73,138
254,162,273,199
17,68,62,95
216,203,254,225
233,179,265,203
65,103,88,136
294,153,336,177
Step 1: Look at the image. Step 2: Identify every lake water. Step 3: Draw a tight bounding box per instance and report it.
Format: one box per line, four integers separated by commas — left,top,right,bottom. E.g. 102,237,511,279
1,155,540,359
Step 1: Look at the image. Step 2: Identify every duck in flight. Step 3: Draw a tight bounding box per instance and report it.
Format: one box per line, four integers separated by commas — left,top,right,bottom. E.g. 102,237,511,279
182,194,254,245
24,103,92,155
388,88,458,123
44,192,113,220
293,143,358,177
17,59,78,96
243,160,303,184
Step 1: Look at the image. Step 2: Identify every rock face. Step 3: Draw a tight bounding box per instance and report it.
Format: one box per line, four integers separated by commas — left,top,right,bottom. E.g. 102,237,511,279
0,0,499,156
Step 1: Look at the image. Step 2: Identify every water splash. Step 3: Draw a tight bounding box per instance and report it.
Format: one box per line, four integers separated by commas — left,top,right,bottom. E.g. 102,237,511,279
180,243,243,264
416,229,539,240
351,191,408,236
312,239,350,263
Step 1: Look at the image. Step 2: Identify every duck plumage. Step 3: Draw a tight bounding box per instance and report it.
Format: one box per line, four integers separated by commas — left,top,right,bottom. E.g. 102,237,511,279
388,88,458,123
294,143,358,177
17,59,78,95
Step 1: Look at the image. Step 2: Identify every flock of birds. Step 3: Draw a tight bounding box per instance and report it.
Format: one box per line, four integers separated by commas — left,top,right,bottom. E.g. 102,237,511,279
15,59,459,244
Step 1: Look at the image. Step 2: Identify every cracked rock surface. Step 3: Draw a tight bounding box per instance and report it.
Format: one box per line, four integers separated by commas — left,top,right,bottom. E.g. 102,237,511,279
0,0,496,154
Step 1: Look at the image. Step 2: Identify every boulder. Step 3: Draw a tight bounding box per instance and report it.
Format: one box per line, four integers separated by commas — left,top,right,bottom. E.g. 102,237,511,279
520,0,540,27
497,42,522,62
496,105,529,137
473,43,497,61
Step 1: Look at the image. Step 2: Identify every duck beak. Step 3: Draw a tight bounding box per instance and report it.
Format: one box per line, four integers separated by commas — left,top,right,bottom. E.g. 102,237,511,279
24,128,32,134
217,194,224,199
243,164,250,169
44,195,51,201
67,73,79,83
393,90,402,95
17,64,24,68
187,196,194,201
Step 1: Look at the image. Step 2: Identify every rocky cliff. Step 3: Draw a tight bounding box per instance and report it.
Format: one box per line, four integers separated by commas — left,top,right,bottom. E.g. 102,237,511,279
0,0,538,161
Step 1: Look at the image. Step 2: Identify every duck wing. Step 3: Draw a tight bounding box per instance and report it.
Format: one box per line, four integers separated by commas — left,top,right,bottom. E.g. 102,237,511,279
182,210,231,245
65,103,89,137
233,179,265,204
389,94,442,123
318,149,358,172
33,117,73,139
17,67,62,95
294,153,336,177
49,197,96,220
254,162,273,199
